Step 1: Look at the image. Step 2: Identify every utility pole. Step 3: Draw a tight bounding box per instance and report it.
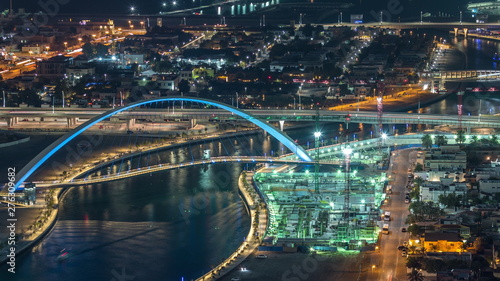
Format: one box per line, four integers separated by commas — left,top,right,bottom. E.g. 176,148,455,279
342,146,353,238
457,91,464,131
314,109,320,193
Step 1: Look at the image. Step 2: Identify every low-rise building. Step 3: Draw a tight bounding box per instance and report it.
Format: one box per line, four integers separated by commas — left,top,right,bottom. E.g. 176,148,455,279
479,179,500,194
152,74,180,90
423,232,463,252
36,55,74,80
424,146,467,171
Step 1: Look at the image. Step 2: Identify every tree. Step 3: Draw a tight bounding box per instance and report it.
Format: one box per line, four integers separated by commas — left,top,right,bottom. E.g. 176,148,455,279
438,193,463,209
95,43,109,57
81,42,94,57
455,130,466,144
414,163,424,172
421,134,432,150
435,135,448,147
407,268,424,281
178,79,190,94
269,43,287,58
422,258,446,272
152,60,173,73
406,256,423,269
470,135,478,144
491,135,499,145
407,224,421,237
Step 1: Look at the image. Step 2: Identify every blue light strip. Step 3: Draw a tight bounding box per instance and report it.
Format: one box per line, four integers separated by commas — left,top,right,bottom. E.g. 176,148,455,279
15,97,312,189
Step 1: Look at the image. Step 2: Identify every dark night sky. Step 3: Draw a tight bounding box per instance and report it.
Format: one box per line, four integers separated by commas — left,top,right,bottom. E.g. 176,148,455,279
2,0,469,17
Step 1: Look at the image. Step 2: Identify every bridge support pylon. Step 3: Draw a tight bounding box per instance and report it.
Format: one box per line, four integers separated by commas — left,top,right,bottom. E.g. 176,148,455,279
190,118,197,129
126,118,136,130
454,27,458,37
463,28,468,38
279,120,285,132
6,117,18,127
66,117,77,128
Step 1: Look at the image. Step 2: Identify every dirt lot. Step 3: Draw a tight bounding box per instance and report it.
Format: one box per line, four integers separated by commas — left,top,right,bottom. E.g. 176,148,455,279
218,250,371,281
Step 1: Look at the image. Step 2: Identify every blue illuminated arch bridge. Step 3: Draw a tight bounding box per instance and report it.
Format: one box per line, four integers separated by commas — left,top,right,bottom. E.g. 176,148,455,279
15,97,313,189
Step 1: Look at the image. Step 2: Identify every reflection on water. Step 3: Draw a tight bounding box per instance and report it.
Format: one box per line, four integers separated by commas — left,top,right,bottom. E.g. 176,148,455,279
0,164,250,281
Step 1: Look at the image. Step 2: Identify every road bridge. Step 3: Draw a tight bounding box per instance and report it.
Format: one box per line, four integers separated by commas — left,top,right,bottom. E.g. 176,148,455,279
2,107,500,129
12,97,314,189
323,21,500,30
423,70,500,81
32,156,339,187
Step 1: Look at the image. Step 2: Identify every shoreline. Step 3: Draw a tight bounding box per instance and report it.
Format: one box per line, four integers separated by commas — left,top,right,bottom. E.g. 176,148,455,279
195,170,268,281
0,187,64,267
0,127,277,277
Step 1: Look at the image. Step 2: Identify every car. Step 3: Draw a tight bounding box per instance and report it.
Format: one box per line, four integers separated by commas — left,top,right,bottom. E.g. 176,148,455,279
256,254,268,259
401,227,407,232
231,278,241,281
126,130,134,134
402,251,407,257
405,198,410,204
403,241,408,246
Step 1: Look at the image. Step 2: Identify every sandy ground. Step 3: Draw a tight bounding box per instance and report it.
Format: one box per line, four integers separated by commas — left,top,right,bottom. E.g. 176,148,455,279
329,89,441,112
218,250,372,281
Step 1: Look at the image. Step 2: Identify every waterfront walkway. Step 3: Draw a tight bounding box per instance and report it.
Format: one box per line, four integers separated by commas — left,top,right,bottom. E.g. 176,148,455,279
196,171,268,281
0,188,61,266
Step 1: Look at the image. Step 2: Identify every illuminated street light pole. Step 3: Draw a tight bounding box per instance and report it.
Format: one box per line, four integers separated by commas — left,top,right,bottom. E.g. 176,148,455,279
342,146,353,234
314,131,321,193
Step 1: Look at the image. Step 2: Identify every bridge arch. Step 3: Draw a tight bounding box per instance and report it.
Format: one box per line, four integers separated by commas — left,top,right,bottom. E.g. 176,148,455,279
15,96,313,188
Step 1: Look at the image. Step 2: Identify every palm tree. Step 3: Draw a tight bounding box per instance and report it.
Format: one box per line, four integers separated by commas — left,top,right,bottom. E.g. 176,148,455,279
435,135,448,147
456,130,466,144
407,268,424,281
421,134,432,150
491,135,499,146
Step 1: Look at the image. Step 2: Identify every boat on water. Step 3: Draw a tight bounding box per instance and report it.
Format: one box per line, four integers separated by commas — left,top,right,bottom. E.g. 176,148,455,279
56,249,72,262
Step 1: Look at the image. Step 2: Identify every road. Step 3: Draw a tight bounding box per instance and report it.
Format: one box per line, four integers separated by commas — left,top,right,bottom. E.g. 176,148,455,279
372,149,413,281
2,107,500,128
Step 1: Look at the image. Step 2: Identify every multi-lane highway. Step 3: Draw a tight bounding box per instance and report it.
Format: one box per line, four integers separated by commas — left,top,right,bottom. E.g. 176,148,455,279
1,107,500,128
372,149,413,281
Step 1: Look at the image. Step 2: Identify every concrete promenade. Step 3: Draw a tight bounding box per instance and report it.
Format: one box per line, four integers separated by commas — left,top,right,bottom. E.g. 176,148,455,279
0,187,63,266
196,171,268,280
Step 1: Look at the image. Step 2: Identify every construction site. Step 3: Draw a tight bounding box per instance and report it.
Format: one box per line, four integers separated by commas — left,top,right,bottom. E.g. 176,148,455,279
254,145,389,250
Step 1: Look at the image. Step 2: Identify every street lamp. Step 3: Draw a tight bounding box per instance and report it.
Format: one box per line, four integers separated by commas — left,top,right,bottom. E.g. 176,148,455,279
314,131,322,193
130,6,135,13
342,146,353,157
460,11,463,24
420,11,423,24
